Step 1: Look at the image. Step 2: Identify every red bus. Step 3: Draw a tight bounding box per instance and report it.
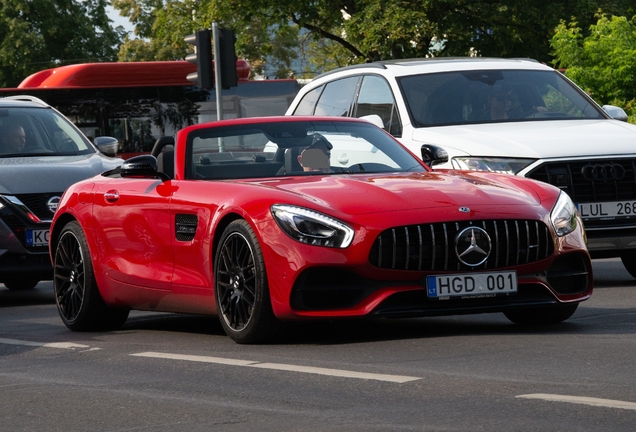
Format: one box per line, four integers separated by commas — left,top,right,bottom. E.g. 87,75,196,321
0,61,301,154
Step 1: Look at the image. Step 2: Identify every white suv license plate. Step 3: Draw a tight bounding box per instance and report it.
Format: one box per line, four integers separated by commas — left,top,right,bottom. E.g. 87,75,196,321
577,201,636,219
427,270,517,299
26,229,49,246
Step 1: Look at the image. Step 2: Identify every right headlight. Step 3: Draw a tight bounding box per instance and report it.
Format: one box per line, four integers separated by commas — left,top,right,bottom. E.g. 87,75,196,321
550,191,578,237
451,157,536,175
271,205,354,248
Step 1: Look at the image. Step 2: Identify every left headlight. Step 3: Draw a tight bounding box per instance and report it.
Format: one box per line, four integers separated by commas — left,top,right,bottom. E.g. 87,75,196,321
550,191,578,237
271,205,354,248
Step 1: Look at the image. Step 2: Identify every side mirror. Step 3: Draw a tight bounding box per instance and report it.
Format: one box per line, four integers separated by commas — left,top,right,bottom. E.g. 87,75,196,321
359,114,385,130
421,144,448,167
120,155,169,181
94,136,119,157
602,105,628,122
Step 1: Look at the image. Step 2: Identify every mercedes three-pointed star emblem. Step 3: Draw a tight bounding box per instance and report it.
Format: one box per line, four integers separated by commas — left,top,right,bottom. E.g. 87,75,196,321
455,226,492,266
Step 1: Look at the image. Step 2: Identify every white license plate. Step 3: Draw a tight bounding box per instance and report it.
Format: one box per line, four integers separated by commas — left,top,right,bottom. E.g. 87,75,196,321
427,270,517,299
577,201,636,219
26,229,49,246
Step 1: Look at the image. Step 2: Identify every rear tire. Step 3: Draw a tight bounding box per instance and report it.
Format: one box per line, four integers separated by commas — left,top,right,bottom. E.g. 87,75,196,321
504,303,578,325
214,220,278,344
53,221,129,331
3,279,39,290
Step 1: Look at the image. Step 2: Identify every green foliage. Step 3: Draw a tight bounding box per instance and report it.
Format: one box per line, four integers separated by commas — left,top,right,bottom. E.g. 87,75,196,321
552,14,636,123
0,0,124,87
111,0,636,78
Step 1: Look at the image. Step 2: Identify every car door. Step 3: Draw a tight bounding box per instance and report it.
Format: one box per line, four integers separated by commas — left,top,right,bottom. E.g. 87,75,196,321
92,178,174,289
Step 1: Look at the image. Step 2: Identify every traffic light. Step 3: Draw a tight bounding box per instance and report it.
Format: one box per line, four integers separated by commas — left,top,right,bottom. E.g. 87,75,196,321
218,29,238,89
184,29,213,89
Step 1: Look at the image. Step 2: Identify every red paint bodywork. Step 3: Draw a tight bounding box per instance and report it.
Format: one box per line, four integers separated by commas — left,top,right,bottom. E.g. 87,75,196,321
50,116,592,321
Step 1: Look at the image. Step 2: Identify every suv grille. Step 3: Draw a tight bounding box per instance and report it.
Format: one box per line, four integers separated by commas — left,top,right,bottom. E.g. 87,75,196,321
526,159,636,230
527,160,636,201
369,220,554,271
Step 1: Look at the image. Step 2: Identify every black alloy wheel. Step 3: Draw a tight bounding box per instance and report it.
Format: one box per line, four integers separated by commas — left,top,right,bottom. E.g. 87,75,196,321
54,221,129,331
215,220,278,344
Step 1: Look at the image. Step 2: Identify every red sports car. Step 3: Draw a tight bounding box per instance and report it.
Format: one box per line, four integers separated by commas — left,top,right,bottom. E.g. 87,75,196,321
49,116,592,343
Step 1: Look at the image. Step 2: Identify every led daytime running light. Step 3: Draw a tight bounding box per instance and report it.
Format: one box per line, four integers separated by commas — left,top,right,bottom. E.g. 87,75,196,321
271,205,354,248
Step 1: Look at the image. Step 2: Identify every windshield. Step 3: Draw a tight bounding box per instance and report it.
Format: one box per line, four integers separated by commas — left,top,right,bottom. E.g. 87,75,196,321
0,107,95,157
398,69,605,127
186,120,426,180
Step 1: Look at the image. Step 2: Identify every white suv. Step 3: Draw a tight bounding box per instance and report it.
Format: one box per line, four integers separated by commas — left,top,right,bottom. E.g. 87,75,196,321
286,58,636,276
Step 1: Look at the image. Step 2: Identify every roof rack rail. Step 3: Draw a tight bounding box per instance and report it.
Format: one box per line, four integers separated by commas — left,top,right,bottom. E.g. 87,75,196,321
1,95,50,107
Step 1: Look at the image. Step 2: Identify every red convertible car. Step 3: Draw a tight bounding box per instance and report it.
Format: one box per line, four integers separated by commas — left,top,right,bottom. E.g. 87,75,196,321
49,116,592,343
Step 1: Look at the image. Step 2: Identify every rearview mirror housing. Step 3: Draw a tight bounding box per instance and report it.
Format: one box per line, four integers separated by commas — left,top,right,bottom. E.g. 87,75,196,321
421,144,449,167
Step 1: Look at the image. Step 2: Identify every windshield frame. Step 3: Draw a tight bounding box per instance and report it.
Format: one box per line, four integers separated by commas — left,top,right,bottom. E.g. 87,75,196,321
184,120,427,180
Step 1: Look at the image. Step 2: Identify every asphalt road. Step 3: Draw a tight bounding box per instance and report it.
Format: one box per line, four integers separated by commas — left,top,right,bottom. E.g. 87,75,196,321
1,258,635,431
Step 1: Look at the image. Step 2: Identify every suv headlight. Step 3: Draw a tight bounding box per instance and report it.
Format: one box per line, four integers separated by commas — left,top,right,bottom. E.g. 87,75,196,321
451,157,535,175
271,205,354,248
551,191,578,237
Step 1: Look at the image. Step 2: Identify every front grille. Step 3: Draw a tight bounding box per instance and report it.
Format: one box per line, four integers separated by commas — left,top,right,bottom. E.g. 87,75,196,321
369,220,554,271
13,193,62,221
526,159,636,203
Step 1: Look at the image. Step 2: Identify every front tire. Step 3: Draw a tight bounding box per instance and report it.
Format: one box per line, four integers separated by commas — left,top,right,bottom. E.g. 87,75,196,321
214,220,278,344
620,252,636,278
3,279,39,290
504,303,578,325
54,221,129,331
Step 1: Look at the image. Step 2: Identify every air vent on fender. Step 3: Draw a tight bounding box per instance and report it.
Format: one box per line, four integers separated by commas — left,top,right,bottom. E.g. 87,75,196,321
175,214,198,241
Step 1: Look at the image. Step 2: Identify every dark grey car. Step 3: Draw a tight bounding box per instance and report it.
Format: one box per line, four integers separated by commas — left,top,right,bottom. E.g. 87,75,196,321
0,96,122,290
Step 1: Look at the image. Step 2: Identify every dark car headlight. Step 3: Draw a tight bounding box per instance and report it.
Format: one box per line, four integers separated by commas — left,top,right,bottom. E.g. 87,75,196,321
550,191,578,237
271,205,354,248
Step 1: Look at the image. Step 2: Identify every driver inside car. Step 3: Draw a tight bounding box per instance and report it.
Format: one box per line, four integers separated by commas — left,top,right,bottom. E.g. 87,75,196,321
298,134,332,173
0,124,26,154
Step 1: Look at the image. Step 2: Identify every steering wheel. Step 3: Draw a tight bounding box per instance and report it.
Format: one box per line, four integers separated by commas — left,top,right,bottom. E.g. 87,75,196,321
150,136,175,158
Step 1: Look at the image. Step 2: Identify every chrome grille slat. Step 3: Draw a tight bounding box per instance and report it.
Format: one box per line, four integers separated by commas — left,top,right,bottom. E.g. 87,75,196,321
534,221,540,262
417,226,423,270
430,225,435,270
493,220,499,267
443,224,449,271
515,221,520,265
391,229,397,269
525,221,530,263
404,226,410,270
369,219,554,271
505,221,510,267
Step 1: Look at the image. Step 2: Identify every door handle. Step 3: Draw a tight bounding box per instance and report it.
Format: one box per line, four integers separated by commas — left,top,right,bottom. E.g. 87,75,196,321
104,190,119,203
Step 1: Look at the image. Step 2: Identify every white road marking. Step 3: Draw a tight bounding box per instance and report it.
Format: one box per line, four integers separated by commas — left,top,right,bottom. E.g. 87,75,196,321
131,352,257,366
131,351,420,383
0,338,92,349
517,394,636,411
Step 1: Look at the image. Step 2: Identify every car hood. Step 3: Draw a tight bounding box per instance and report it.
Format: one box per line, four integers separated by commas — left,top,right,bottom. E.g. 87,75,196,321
259,171,547,216
0,154,122,194
411,119,636,159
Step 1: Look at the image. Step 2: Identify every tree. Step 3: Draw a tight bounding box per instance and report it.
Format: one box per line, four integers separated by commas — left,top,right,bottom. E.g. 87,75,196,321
0,0,124,87
551,14,636,122
111,1,636,78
